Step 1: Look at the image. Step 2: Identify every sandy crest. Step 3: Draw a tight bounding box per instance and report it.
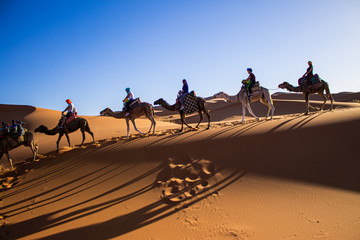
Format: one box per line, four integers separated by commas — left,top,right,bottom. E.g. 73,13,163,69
1,96,360,240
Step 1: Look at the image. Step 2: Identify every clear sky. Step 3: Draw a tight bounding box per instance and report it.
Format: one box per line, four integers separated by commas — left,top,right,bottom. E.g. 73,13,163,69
1,0,360,115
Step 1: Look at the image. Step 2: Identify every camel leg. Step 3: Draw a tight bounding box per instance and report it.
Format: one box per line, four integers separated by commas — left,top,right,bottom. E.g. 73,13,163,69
147,116,156,134
204,109,211,129
267,101,275,120
30,141,38,161
126,119,130,139
270,102,275,120
65,133,71,147
195,110,203,129
304,93,310,115
304,93,320,113
5,152,13,170
146,116,154,134
147,120,153,134
152,117,156,134
131,119,144,136
260,98,271,118
56,133,64,153
246,103,259,120
179,110,192,132
0,152,13,170
179,113,184,132
85,125,95,143
240,103,246,123
80,130,86,146
325,84,334,111
259,97,275,120
318,92,327,111
329,95,334,111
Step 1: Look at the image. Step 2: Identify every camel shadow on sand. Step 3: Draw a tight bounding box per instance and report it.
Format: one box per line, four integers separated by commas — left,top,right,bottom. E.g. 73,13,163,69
3,154,245,240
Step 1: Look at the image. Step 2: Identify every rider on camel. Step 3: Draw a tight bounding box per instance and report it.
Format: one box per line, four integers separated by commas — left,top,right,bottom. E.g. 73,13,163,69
123,88,135,116
303,61,313,86
242,68,256,98
178,79,189,110
60,99,77,128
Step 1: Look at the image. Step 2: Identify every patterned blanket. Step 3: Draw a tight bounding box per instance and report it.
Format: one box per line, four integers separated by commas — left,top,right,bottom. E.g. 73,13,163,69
183,92,198,115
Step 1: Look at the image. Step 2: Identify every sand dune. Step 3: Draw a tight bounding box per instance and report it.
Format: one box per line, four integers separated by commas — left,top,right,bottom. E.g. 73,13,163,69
1,94,360,240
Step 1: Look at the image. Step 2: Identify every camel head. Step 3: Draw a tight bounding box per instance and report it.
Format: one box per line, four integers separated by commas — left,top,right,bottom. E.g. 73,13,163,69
100,108,111,116
34,125,48,133
153,98,164,105
278,82,289,89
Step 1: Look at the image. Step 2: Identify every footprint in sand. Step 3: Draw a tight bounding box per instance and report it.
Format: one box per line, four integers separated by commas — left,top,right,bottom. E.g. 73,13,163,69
155,158,217,204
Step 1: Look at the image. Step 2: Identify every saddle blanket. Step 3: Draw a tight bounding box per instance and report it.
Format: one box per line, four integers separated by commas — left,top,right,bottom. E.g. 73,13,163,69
66,113,78,124
183,91,198,115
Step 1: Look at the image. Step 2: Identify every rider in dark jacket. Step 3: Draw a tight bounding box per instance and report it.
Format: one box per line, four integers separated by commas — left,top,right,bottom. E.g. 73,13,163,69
243,68,256,98
303,61,313,86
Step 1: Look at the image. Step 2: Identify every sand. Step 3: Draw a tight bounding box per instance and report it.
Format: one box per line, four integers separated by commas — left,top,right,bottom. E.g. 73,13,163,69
1,93,360,240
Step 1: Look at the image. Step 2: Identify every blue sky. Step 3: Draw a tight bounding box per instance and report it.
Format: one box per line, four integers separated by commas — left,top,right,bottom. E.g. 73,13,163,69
1,0,360,115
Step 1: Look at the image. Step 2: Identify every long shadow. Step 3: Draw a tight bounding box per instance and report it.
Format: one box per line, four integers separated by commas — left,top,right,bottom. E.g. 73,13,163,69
290,111,325,130
200,123,246,142
4,161,136,218
169,127,212,145
2,160,118,214
228,121,266,138
1,157,92,200
144,129,196,148
266,114,304,133
0,147,102,199
7,169,246,240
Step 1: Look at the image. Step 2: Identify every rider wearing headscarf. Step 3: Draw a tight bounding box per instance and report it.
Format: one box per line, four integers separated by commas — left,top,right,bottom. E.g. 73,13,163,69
123,88,135,115
62,99,76,118
60,99,77,128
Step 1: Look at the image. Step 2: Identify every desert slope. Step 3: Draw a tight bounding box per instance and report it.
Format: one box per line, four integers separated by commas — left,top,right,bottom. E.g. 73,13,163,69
1,96,360,240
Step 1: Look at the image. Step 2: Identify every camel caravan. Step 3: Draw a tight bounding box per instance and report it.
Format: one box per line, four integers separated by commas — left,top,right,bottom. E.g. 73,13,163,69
1,62,334,170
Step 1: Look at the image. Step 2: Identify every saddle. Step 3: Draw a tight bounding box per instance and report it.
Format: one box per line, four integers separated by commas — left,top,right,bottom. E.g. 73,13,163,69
241,81,261,92
251,82,261,92
65,112,78,124
128,98,141,110
298,74,322,86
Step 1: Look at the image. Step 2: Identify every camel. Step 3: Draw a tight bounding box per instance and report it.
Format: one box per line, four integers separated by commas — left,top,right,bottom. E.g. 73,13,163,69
34,116,95,153
100,102,156,139
213,86,275,123
154,97,210,132
278,78,333,115
0,132,38,170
